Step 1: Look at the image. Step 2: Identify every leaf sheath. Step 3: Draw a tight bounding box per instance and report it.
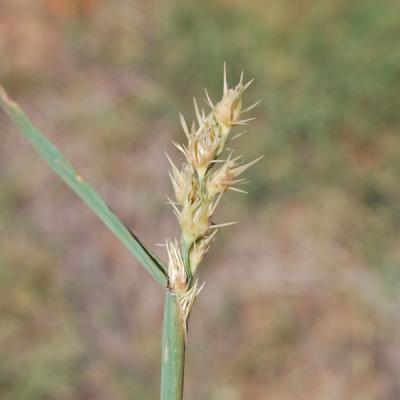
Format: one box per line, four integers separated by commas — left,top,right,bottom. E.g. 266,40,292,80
160,291,186,400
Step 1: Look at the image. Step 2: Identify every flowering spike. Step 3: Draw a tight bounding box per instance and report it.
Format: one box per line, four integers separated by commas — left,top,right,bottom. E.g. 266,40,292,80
166,66,261,284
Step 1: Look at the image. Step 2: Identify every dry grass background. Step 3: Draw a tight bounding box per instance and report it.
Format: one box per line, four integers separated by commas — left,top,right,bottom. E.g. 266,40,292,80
0,0,400,399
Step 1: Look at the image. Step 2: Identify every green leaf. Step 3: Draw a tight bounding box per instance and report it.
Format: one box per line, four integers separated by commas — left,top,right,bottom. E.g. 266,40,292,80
0,85,168,287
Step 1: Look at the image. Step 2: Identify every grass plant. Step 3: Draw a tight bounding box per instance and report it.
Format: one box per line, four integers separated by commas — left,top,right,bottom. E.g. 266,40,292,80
0,66,259,400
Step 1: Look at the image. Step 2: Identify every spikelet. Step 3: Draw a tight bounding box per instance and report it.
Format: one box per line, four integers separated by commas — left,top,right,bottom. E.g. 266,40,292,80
212,65,255,135
165,65,261,319
207,155,264,199
178,200,211,243
167,158,197,206
179,280,204,329
166,239,188,296
189,230,217,274
186,122,220,178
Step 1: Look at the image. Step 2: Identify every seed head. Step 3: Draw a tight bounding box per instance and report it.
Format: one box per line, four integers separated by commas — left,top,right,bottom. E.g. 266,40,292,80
166,64,261,283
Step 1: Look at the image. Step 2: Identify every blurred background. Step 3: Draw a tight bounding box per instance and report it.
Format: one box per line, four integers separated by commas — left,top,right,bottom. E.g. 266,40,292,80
1,0,400,399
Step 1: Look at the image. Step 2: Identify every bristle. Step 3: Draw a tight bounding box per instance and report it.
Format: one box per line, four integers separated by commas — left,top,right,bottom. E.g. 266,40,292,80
210,221,238,229
239,71,244,85
166,196,180,216
243,78,255,91
179,113,191,139
228,187,248,194
165,152,180,174
204,89,214,108
232,155,264,175
231,130,246,140
223,62,228,94
235,117,256,125
172,141,187,156
193,97,202,126
242,99,262,113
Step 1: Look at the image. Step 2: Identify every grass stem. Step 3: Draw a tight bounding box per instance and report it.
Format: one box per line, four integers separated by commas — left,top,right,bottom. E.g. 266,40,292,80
160,291,186,400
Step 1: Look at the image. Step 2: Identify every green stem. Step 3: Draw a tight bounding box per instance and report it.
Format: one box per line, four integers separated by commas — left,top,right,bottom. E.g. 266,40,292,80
160,291,186,400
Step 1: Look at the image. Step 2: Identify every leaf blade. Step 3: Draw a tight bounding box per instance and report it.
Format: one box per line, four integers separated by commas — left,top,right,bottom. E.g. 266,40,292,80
0,85,168,287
